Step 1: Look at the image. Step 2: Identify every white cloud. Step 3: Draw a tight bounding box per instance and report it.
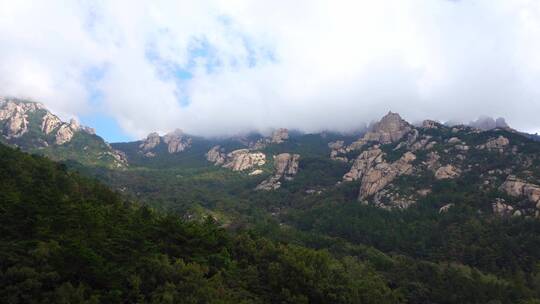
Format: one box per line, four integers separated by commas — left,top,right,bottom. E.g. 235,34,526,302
1,0,540,139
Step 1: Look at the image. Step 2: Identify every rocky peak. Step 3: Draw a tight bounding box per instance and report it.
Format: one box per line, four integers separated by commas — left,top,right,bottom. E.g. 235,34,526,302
364,112,412,144
0,98,92,145
0,99,43,138
163,129,192,153
139,132,161,153
347,112,412,150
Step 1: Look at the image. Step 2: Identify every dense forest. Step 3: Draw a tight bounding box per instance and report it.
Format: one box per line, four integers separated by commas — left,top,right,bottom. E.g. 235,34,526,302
0,143,399,303
2,140,540,302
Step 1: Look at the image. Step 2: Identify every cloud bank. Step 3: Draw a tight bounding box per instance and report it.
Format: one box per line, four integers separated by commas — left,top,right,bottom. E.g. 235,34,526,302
1,0,540,139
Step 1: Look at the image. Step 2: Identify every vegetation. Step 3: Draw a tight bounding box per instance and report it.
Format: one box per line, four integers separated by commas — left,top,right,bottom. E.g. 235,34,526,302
0,144,400,303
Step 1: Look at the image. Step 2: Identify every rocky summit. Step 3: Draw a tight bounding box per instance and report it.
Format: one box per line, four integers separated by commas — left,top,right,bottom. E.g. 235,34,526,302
0,98,126,168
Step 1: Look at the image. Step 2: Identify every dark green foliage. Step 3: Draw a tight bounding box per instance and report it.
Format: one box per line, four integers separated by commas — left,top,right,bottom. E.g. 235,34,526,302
0,144,399,303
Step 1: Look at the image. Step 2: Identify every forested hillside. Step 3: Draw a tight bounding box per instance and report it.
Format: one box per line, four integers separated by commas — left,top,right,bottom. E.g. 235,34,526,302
0,143,401,303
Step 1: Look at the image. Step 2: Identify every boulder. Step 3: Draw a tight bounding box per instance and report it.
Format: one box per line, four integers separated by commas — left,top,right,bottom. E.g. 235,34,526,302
435,165,461,180
499,175,540,207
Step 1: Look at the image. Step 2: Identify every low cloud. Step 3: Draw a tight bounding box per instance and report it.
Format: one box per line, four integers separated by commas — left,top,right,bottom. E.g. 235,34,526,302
1,0,540,139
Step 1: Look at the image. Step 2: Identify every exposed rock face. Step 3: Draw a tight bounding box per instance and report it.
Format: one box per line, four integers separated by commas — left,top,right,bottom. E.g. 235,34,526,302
163,129,192,153
41,112,62,134
499,175,540,208
206,146,226,166
492,198,515,216
274,153,300,179
343,147,416,201
139,133,161,156
250,128,290,149
343,147,385,182
55,124,75,145
363,112,412,144
256,153,300,191
329,140,348,162
0,99,43,138
422,120,440,129
434,165,461,180
477,136,510,151
347,112,412,150
138,130,193,156
271,128,289,144
222,149,266,171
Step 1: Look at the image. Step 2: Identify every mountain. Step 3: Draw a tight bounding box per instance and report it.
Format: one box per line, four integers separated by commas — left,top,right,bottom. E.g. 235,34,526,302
109,111,540,217
0,97,127,168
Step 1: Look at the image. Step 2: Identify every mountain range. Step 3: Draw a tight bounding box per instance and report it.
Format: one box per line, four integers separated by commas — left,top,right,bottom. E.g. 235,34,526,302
2,97,540,217
2,97,540,302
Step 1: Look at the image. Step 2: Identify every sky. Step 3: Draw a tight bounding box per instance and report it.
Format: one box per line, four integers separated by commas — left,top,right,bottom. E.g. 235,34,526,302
1,0,540,142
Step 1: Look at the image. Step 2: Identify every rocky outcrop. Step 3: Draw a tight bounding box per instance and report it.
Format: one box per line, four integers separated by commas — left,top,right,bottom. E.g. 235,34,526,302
0,99,44,138
477,136,510,152
250,128,290,149
54,119,82,145
139,132,161,154
163,129,192,153
491,198,518,217
422,120,440,129
499,175,540,208
434,165,461,180
256,153,300,190
271,128,289,144
348,112,412,150
206,146,226,166
439,203,454,213
343,147,416,201
223,149,266,171
207,146,266,171
363,112,412,144
55,124,75,145
41,112,62,135
329,141,348,162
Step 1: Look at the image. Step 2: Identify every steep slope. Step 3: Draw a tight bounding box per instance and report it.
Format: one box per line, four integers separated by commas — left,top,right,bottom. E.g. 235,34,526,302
0,97,127,168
